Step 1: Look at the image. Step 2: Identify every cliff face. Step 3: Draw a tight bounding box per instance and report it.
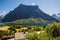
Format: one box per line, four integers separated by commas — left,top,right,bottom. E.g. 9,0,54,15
2,4,58,22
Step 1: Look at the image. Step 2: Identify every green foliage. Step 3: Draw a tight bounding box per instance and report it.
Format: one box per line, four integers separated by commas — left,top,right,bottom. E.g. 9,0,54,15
0,30,4,38
46,22,60,38
25,31,49,40
8,26,17,35
11,18,48,26
25,31,40,40
25,22,60,40
0,22,60,40
0,30,8,39
8,26,17,33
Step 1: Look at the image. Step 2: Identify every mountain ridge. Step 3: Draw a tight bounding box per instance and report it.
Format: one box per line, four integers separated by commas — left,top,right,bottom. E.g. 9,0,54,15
2,4,58,22
52,13,60,21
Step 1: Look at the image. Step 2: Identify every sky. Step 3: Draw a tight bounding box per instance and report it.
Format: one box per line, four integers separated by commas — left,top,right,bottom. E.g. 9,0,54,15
0,0,60,16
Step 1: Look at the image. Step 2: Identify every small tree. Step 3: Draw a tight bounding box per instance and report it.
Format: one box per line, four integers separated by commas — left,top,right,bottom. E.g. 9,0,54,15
8,27,17,35
46,22,60,38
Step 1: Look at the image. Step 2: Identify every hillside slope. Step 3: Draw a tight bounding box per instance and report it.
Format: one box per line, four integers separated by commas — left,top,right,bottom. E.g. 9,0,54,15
2,4,58,22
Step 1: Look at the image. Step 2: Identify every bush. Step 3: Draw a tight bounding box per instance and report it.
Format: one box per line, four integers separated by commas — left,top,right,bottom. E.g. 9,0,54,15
46,22,60,38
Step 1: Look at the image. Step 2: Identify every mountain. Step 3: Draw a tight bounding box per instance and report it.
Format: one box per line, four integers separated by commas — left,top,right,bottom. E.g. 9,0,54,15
0,15,4,20
52,13,60,21
2,4,58,22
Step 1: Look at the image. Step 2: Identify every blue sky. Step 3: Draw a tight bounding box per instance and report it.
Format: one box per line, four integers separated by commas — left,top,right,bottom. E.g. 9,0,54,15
0,0,60,16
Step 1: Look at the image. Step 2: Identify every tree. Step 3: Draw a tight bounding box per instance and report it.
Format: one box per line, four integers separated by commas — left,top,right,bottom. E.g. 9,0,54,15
46,22,60,38
8,27,16,35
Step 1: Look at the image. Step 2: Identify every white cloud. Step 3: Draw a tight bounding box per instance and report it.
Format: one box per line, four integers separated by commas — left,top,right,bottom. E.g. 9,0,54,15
32,2,35,5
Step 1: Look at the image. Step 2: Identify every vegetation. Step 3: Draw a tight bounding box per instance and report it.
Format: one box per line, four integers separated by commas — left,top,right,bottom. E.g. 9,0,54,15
0,22,60,40
25,22,60,40
7,18,49,26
